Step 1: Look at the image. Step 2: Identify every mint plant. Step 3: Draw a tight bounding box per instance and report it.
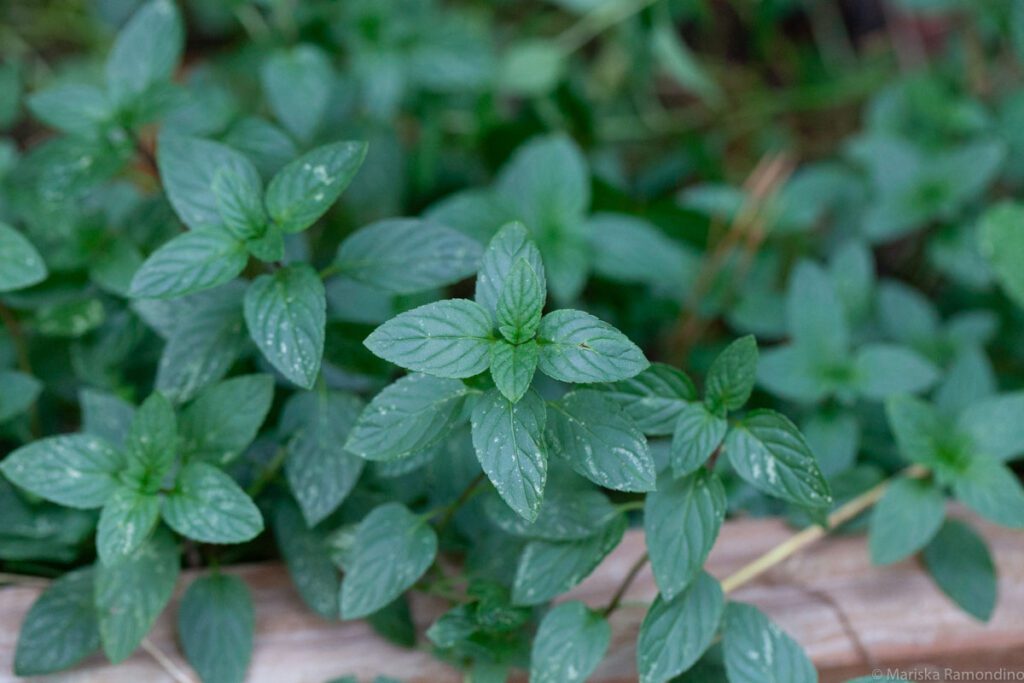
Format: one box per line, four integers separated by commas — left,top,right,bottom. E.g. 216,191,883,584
4,1,1024,682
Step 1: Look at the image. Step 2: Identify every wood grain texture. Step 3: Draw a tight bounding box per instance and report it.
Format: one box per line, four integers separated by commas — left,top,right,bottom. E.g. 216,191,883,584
1,511,1022,682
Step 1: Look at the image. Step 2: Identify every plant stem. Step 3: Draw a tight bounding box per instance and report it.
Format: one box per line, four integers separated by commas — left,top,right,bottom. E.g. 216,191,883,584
557,0,663,55
0,301,40,437
720,465,927,594
141,638,196,683
603,551,648,616
246,446,288,498
435,472,488,532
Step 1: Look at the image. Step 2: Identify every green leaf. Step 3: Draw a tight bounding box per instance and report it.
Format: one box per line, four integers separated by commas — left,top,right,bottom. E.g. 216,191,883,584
179,374,274,465
547,390,656,492
885,395,948,469
594,363,697,436
105,0,183,108
90,240,144,297
95,527,180,663
244,263,326,389
498,40,566,96
364,299,493,379
483,488,618,541
722,602,817,683
868,477,946,565
261,45,333,143
367,596,416,648
530,602,610,683
645,471,726,600
123,392,177,488
978,202,1024,308
0,370,42,422
587,213,698,291
27,83,113,137
96,488,162,565
704,335,758,413
153,284,248,403
537,310,648,383
471,388,548,521
178,574,254,683
157,132,262,232
756,346,830,404
340,503,438,619
652,16,721,104
14,567,100,676
671,402,728,477
490,339,538,403
35,299,105,338
334,218,483,294
162,462,263,543
130,230,247,299
637,571,723,683
1,434,123,509
265,141,367,234
0,221,47,292
852,344,939,400
725,410,832,509
953,455,1024,528
213,166,267,241
475,222,547,319
496,258,545,343
923,520,996,621
958,392,1024,461
271,498,339,618
346,374,471,462
511,515,625,605
786,260,849,363
80,388,135,446
282,390,365,526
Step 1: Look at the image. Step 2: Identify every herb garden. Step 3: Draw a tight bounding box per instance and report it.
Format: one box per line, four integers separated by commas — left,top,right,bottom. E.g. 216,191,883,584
1,0,1023,681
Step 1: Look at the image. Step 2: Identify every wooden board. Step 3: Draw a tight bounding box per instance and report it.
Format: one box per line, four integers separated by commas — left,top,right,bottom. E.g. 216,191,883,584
2,511,1022,682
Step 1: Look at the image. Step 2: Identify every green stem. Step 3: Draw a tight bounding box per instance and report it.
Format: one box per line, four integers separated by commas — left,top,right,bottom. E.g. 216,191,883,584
246,446,289,498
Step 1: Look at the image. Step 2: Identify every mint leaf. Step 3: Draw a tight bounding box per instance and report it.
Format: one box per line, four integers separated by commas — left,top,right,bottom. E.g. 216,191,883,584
978,202,1024,308
244,263,326,389
1,435,123,508
637,571,723,683
271,498,339,618
868,477,946,565
340,503,438,619
725,410,831,510
96,488,161,565
723,602,816,683
471,388,548,521
364,299,493,379
27,84,113,137
213,166,267,241
490,339,538,403
95,527,180,663
547,390,655,492
483,488,618,541
594,363,697,436
80,389,135,446
530,602,610,683
105,0,183,109
704,335,758,413
786,260,849,363
671,402,727,476
130,230,247,299
957,392,1024,461
923,520,996,621
178,574,254,683
496,258,545,343
0,370,42,422
852,344,939,400
0,221,47,292
885,395,947,469
265,141,367,234
537,310,648,383
334,218,483,294
475,222,546,319
282,390,365,526
511,515,625,605
346,374,471,461
14,568,100,676
261,45,333,144
123,392,177,488
179,374,274,465
645,471,726,600
588,213,698,290
157,132,262,232
162,462,263,543
953,455,1024,528
757,346,830,404
152,284,248,402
